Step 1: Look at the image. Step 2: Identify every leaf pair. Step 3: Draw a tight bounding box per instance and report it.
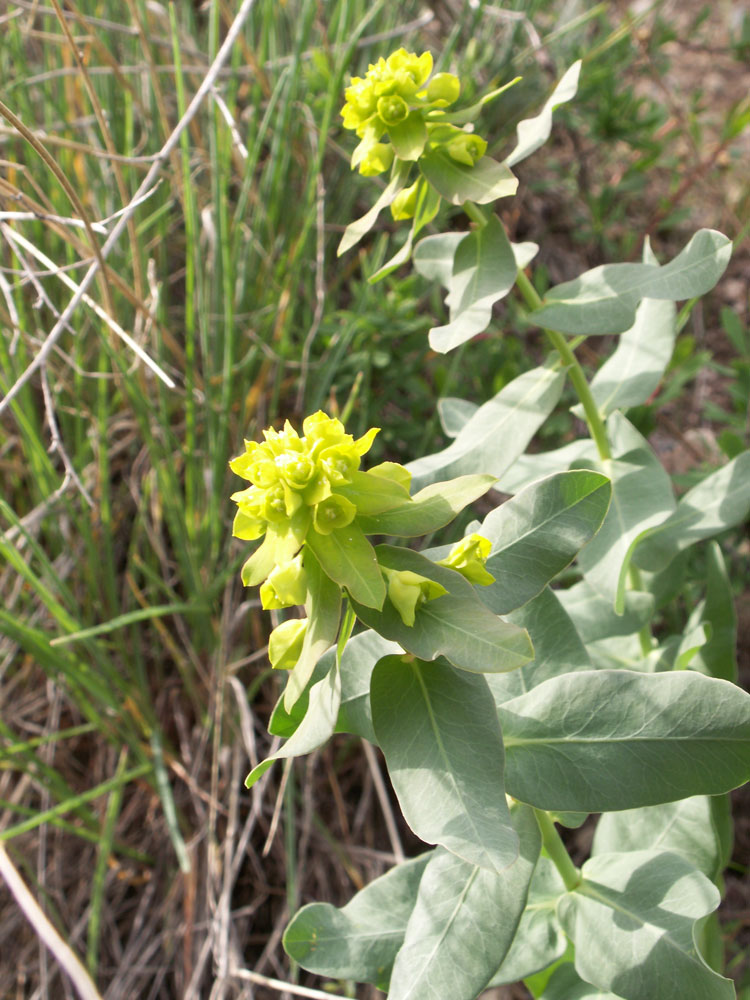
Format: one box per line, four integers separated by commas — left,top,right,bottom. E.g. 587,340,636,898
285,804,541,999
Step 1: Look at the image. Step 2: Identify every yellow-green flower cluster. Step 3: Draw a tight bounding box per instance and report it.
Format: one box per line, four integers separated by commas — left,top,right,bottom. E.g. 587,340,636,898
341,47,482,185
341,49,438,137
230,411,379,593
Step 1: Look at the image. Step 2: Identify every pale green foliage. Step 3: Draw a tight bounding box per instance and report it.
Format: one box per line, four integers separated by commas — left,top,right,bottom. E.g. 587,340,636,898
235,45,750,1000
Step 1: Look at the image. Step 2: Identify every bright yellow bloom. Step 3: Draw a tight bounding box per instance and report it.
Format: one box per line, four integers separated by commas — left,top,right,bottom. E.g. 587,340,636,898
230,412,380,590
341,48,490,185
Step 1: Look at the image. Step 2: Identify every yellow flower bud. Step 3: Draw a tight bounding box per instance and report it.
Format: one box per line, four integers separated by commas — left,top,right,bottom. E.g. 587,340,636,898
426,72,460,106
390,180,419,221
383,568,447,626
377,94,409,127
437,533,495,586
446,132,487,167
268,619,307,670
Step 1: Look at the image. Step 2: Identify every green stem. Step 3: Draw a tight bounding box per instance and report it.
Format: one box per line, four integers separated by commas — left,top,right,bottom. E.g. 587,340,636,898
628,564,654,655
514,269,611,461
464,201,489,227
533,809,581,891
464,201,611,460
466,202,654,645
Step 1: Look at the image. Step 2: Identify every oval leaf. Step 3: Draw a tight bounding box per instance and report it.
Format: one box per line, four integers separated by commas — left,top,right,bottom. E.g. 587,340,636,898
489,856,567,986
479,470,612,615
283,852,431,986
387,805,541,1000
634,450,750,572
577,412,675,614
406,361,565,491
245,663,340,789
500,669,750,812
428,215,518,353
371,655,518,872
484,586,591,706
592,796,729,884
337,160,411,256
532,229,731,336
558,850,734,1000
577,242,676,417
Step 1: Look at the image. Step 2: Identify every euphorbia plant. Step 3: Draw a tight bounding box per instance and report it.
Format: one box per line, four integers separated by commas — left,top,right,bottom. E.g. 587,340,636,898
233,49,750,1000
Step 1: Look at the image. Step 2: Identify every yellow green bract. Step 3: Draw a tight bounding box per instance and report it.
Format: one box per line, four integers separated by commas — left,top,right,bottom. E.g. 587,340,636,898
340,46,486,188
231,411,377,541
437,533,495,586
383,568,447,627
230,411,411,594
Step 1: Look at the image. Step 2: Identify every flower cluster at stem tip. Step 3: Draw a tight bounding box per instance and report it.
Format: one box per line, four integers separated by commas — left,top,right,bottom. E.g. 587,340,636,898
231,411,383,596
340,47,488,218
230,412,496,667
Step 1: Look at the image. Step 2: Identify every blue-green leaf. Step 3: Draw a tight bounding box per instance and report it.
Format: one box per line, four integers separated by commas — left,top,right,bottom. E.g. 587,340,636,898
485,586,591,705
407,361,565,491
489,857,567,986
557,579,654,644
578,242,676,417
479,470,612,615
577,413,675,613
505,62,582,167
688,542,737,683
557,850,734,1000
245,663,340,789
371,655,518,872
427,216,518,352
353,546,534,675
283,852,431,986
334,629,399,742
338,160,411,256
387,805,540,999
532,229,731,336
634,450,750,571
369,179,441,283
500,669,750,811
592,796,729,884
437,396,478,437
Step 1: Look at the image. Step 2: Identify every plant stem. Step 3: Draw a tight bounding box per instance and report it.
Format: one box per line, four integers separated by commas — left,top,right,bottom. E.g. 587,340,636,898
514,269,612,461
463,201,489,227
467,203,655,648
464,201,611,461
533,809,581,891
628,563,654,655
